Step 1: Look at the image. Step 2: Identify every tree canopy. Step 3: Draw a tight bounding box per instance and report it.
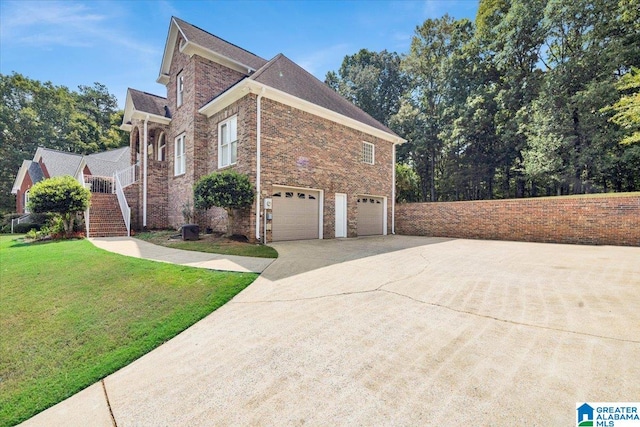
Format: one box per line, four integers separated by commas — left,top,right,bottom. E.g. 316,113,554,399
327,0,640,200
0,73,127,212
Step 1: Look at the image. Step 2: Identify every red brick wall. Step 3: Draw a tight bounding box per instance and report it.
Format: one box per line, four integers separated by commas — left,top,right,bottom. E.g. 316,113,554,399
131,34,396,238
16,173,34,214
124,183,140,230
260,98,394,240
200,95,395,242
146,160,169,229
395,194,640,246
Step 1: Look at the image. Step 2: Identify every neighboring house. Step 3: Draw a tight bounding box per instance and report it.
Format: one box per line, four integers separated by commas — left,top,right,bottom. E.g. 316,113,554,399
120,16,405,242
11,146,130,214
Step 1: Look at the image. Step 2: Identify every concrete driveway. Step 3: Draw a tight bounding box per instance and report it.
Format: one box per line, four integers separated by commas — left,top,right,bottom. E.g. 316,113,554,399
21,236,640,426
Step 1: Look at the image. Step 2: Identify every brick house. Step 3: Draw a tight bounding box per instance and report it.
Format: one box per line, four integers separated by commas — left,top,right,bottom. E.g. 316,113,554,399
121,17,405,242
11,146,130,214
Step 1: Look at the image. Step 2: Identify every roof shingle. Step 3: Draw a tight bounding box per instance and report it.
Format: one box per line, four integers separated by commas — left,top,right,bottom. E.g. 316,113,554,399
249,54,396,135
129,89,169,118
173,17,267,71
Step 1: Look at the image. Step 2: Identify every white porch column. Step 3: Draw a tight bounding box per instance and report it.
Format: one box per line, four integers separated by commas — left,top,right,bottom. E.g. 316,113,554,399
143,115,149,228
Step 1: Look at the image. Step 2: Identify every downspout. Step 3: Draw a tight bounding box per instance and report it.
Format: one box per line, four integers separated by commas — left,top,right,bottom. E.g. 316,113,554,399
392,142,396,235
255,88,265,242
143,115,149,228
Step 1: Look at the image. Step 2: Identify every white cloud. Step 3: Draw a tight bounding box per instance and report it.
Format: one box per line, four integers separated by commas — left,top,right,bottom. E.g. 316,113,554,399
0,0,156,55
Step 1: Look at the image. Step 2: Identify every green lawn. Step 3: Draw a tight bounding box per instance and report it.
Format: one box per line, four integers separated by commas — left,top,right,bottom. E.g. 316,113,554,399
136,230,278,258
0,235,257,427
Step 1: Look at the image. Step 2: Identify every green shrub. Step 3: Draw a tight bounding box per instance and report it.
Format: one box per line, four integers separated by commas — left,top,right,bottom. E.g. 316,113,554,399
194,171,254,237
28,176,91,238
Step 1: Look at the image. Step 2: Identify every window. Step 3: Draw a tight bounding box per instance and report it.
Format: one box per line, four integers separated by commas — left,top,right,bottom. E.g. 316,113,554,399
174,134,186,176
218,116,238,168
24,190,30,213
177,72,184,107
362,142,374,165
158,133,166,161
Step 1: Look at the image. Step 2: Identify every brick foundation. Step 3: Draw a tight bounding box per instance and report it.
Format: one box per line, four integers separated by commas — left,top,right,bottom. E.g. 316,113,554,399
395,194,640,246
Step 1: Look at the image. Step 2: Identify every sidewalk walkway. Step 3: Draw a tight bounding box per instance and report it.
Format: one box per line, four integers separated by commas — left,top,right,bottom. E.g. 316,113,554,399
89,237,274,273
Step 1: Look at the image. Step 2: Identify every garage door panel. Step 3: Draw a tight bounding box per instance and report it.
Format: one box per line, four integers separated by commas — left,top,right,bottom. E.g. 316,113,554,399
272,187,319,241
357,196,383,236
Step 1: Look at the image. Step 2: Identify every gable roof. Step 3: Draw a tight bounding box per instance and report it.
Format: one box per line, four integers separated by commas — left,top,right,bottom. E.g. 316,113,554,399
130,89,168,118
84,147,131,177
199,53,404,143
157,17,267,84
11,160,42,194
153,17,403,143
27,160,44,184
250,54,395,135
12,147,131,193
121,88,171,131
35,148,84,178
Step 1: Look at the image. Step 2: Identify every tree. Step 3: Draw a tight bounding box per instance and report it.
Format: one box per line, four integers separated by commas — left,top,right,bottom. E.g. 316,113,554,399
27,176,91,237
326,49,409,127
400,15,474,201
325,0,640,199
0,73,127,213
193,171,254,237
395,163,421,203
604,67,640,145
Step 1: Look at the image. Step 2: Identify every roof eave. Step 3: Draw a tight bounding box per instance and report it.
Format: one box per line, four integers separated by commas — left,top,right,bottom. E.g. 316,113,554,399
158,18,255,83
121,90,171,130
11,161,30,194
200,80,405,144
157,17,184,84
181,41,255,75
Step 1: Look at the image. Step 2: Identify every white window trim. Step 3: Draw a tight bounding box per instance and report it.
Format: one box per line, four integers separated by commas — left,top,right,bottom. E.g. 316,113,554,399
24,189,30,213
174,133,186,176
362,141,375,165
218,115,238,168
177,73,184,108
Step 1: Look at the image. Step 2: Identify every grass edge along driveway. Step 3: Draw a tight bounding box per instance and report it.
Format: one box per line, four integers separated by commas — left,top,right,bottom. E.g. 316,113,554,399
0,235,258,427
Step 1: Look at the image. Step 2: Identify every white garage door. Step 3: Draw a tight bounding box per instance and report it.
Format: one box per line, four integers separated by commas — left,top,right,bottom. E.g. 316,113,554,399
357,196,384,236
272,187,320,241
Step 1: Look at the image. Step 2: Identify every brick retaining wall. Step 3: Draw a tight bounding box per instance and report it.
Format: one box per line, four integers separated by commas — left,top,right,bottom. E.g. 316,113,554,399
395,194,640,246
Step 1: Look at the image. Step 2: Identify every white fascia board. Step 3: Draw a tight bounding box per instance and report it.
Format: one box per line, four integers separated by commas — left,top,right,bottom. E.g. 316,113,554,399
11,161,30,194
199,80,405,144
246,82,406,144
156,18,183,84
121,91,135,128
131,110,171,125
74,159,86,181
121,90,171,130
198,80,252,117
180,42,255,75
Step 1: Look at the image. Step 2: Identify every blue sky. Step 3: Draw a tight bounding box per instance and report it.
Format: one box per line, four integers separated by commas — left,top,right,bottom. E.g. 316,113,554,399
0,0,478,108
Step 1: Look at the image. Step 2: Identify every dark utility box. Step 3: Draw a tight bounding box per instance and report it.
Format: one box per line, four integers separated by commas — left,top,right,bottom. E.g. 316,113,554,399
182,224,199,241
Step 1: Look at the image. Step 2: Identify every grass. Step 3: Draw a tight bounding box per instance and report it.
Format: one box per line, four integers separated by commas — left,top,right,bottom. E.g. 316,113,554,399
136,230,278,258
0,235,258,427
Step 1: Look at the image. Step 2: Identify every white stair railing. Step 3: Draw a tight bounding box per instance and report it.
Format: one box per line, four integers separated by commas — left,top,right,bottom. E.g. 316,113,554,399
85,206,90,238
114,163,139,189
114,172,131,237
11,214,31,233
